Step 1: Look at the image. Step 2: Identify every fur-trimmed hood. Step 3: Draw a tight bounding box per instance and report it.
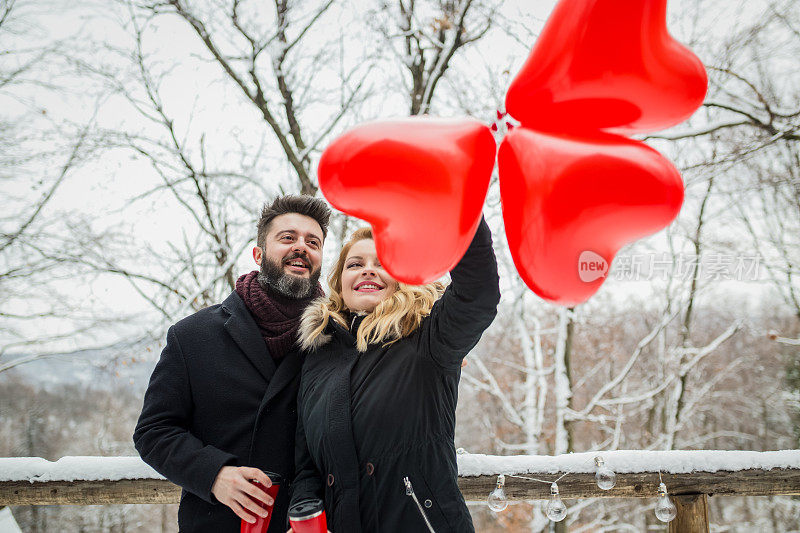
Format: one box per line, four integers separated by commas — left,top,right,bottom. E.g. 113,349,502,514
297,296,334,352
297,283,447,353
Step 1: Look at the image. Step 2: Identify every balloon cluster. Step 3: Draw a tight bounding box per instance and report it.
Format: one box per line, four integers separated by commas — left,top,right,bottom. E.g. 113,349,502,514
319,0,707,306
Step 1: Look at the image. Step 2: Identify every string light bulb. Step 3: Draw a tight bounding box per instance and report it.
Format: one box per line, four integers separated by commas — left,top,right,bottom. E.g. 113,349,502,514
654,482,677,522
487,474,508,512
545,482,567,522
594,456,616,490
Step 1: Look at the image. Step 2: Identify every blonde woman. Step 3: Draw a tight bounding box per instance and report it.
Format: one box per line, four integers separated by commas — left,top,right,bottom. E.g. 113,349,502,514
289,217,500,532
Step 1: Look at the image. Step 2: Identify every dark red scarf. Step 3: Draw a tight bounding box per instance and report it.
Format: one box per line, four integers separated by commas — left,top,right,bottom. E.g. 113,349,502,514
235,270,323,361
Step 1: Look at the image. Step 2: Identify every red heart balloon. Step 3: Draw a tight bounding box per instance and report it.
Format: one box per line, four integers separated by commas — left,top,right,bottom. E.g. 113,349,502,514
505,0,707,135
318,118,496,284
498,127,684,305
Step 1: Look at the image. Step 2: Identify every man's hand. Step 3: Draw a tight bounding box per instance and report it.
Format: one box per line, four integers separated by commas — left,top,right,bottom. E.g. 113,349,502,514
212,466,274,523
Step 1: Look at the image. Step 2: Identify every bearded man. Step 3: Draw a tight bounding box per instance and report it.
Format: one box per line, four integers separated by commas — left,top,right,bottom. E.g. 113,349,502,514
134,195,331,532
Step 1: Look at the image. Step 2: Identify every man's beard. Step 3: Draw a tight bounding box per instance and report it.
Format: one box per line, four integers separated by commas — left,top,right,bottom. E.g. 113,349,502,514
257,252,320,299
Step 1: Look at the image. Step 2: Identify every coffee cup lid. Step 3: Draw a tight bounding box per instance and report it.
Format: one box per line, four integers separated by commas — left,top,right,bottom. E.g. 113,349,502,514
288,498,324,521
256,471,282,485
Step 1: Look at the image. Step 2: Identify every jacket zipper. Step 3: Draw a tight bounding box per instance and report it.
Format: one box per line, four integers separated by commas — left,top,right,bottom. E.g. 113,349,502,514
403,476,436,533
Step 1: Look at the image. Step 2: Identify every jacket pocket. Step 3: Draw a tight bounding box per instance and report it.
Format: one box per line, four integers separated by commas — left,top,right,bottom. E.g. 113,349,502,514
403,474,451,533
403,476,435,532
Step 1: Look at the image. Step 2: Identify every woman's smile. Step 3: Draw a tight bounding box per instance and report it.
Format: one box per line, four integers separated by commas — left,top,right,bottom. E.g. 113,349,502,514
354,280,385,292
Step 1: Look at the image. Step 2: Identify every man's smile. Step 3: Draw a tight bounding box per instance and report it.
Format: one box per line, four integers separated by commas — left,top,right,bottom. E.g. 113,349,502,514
284,256,310,274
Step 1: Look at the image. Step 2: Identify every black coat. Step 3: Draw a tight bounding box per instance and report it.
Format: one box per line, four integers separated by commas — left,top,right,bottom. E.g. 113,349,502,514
133,291,303,532
291,219,500,532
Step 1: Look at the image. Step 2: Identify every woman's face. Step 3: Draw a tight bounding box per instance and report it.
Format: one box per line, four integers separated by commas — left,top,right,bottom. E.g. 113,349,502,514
341,239,399,313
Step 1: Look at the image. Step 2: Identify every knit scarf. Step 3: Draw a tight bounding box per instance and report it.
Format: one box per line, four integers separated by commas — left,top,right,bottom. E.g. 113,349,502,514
235,270,323,361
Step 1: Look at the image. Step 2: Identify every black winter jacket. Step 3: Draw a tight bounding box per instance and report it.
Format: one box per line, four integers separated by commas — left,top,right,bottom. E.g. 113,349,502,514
291,218,500,532
133,292,303,532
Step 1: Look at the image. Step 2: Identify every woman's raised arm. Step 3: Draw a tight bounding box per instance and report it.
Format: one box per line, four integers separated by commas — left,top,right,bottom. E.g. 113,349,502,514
419,216,501,370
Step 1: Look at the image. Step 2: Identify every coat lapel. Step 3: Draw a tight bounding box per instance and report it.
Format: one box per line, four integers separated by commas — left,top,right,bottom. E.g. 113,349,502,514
261,347,303,405
222,292,276,382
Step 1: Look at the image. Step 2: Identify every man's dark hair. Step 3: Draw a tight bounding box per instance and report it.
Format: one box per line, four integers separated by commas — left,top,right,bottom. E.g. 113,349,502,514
257,195,331,249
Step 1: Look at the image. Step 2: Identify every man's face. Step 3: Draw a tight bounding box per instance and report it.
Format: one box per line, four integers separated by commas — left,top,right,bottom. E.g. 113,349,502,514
256,213,324,299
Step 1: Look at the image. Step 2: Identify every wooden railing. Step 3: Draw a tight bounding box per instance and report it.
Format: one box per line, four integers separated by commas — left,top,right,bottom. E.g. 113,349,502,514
2,451,799,532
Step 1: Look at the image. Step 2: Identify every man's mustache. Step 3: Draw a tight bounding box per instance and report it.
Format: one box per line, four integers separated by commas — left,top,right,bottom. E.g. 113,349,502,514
284,251,310,267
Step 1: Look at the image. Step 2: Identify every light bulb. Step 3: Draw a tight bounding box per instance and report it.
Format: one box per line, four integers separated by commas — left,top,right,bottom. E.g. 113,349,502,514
594,456,616,490
545,482,567,522
487,474,508,512
654,482,677,523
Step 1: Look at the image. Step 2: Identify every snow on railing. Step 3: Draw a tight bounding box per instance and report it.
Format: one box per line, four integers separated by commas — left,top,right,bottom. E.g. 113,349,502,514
2,450,800,532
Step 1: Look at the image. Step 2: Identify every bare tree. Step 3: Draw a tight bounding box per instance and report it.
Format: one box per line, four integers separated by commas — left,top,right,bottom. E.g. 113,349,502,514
126,0,376,195
0,0,108,371
367,0,500,115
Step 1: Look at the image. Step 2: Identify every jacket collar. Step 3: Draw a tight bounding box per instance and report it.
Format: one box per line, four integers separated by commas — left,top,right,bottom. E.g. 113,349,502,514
297,297,337,351
222,291,276,382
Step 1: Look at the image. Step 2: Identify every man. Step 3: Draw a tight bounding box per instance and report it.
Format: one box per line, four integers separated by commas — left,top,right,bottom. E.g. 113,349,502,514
134,195,331,532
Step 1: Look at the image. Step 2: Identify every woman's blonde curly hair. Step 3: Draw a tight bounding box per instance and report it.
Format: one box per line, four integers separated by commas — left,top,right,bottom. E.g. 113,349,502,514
299,226,445,352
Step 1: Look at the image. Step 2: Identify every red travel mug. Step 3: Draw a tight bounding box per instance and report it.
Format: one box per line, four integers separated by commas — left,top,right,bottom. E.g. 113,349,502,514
240,471,282,533
288,498,327,533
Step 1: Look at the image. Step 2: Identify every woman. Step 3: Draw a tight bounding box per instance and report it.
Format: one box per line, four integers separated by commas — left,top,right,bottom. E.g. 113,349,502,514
290,217,500,532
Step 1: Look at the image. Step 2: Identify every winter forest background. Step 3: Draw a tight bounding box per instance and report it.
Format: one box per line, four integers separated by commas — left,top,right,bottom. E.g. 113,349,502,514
1,0,799,531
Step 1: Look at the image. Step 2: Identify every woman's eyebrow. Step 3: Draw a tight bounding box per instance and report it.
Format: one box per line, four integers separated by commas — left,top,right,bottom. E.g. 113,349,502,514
347,255,364,261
